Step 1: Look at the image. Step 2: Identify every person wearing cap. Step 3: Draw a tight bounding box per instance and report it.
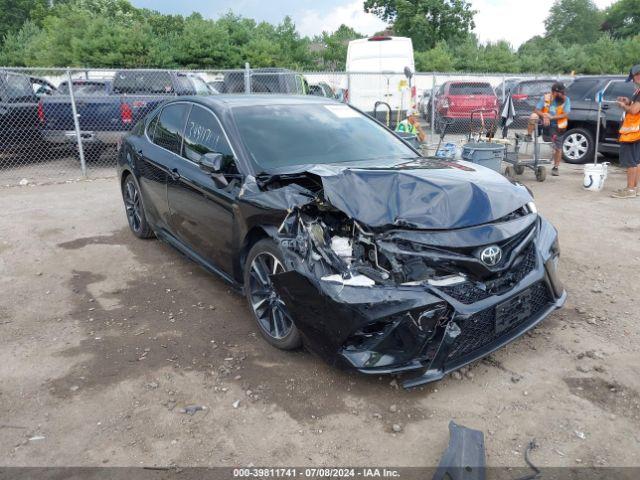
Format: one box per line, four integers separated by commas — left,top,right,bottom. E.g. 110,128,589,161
611,64,640,199
396,109,426,143
525,82,571,176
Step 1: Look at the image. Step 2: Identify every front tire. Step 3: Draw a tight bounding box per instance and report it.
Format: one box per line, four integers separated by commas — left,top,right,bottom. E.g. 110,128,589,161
244,239,302,350
562,128,594,164
122,175,154,239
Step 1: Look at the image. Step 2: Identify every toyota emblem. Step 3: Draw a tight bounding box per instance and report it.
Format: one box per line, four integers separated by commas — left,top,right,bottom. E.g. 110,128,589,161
480,245,502,266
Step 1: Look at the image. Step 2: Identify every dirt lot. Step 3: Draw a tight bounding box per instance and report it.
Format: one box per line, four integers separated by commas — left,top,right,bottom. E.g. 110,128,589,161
1,164,640,469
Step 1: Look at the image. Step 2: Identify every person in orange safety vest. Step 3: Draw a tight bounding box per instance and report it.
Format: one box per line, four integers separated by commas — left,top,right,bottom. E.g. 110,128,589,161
526,82,570,177
611,64,640,198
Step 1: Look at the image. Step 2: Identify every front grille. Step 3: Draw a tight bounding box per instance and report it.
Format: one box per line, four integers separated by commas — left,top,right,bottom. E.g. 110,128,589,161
446,282,552,362
438,242,537,304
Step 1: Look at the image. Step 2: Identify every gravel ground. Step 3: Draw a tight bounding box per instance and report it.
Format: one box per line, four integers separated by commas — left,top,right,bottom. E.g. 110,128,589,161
1,163,639,469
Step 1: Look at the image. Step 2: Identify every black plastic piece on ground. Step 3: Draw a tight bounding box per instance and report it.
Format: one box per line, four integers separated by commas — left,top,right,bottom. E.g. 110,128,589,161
432,421,486,480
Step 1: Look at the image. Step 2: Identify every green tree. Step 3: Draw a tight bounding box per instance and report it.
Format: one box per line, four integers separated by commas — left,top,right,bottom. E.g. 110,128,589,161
414,41,454,71
544,0,604,45
364,0,476,50
0,0,49,42
316,25,363,70
602,0,640,39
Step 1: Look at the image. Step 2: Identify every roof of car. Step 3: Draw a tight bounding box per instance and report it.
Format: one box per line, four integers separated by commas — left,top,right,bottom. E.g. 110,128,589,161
187,94,340,108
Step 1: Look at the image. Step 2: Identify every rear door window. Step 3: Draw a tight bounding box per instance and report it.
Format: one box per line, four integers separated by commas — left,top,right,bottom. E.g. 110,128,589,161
153,103,190,154
449,83,494,95
182,104,232,162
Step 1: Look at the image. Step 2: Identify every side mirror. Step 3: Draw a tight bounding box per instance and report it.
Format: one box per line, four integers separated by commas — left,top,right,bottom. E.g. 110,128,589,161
199,152,224,173
403,66,413,80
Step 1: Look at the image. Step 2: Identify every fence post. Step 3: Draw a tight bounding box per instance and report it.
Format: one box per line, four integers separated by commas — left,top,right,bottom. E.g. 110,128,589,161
430,72,436,139
67,68,86,178
501,73,506,101
244,62,251,94
346,72,351,105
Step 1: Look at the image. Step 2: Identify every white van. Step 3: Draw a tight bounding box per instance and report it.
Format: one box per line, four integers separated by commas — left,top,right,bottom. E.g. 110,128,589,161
345,36,415,125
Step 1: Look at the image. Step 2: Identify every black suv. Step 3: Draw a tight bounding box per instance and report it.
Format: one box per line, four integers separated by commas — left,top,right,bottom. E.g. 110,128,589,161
562,75,635,164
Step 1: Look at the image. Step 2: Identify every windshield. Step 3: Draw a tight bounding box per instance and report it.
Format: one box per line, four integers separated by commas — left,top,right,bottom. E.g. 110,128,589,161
449,83,494,95
233,103,416,170
516,81,554,96
113,71,173,94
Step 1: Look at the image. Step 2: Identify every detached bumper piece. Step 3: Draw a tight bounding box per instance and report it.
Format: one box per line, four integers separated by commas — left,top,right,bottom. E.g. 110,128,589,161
433,421,486,480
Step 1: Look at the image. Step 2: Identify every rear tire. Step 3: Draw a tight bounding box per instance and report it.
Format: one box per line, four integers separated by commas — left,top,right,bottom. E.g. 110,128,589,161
514,165,525,175
244,238,302,350
504,165,516,180
122,175,154,239
562,128,594,164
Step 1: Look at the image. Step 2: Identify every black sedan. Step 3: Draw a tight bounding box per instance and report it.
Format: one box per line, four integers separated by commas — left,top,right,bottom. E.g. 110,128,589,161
117,95,566,388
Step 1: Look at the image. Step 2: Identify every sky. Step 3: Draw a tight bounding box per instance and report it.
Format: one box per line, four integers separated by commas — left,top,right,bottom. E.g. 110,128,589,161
131,0,616,48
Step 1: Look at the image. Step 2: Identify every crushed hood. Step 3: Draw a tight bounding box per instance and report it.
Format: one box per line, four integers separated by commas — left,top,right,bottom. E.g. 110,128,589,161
311,159,532,230
246,158,533,230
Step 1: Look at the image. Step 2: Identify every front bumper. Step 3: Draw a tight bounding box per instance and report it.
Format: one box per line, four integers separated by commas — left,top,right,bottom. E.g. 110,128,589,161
272,217,565,388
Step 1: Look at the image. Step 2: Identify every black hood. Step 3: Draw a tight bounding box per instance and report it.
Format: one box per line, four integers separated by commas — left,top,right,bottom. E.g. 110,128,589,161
248,158,534,230
307,159,533,230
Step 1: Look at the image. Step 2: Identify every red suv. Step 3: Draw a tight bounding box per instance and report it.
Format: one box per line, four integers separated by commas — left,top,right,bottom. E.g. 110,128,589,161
434,81,498,131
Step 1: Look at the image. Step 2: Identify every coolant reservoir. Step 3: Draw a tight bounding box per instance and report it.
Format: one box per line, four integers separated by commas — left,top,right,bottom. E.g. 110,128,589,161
331,236,352,262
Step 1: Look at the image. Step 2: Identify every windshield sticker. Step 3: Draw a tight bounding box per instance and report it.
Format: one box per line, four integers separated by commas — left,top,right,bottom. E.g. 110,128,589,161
324,105,360,118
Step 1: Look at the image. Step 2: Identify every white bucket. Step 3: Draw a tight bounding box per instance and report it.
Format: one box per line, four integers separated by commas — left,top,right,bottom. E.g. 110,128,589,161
583,163,609,192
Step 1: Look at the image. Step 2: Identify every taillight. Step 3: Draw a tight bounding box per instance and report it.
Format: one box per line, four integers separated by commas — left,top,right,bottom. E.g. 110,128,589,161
512,94,528,101
37,101,45,124
120,103,133,124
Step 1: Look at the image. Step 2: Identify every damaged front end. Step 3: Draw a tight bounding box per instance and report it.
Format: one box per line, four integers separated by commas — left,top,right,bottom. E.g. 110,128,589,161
243,163,566,388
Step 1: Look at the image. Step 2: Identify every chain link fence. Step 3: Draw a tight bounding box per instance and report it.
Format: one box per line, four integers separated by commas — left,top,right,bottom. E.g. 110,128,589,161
0,65,571,185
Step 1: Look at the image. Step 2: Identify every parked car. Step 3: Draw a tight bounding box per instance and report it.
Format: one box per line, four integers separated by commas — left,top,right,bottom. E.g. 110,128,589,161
40,71,213,160
508,79,558,127
562,75,630,163
222,68,306,94
30,76,56,98
0,70,42,154
434,81,499,132
207,80,226,94
309,82,335,98
118,94,565,388
419,87,437,122
494,77,523,101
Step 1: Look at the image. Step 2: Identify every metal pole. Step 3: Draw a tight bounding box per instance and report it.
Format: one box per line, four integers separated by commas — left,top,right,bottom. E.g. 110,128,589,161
501,73,506,102
346,72,351,105
67,68,86,178
430,73,436,139
594,99,603,165
244,62,251,94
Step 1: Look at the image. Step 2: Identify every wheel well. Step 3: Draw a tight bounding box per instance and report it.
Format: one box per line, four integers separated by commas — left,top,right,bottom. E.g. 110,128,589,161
566,122,595,137
236,226,270,283
120,168,132,188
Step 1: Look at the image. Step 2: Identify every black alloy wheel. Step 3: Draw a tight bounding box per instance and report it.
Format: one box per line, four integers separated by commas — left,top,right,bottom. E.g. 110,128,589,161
244,239,301,350
122,175,153,239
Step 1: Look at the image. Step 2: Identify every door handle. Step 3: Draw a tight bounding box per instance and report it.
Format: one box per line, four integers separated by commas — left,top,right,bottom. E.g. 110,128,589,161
169,168,181,181
601,104,610,110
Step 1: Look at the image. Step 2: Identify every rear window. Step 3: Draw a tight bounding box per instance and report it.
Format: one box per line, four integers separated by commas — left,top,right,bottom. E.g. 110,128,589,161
515,81,554,96
113,71,174,95
0,73,34,102
57,82,108,96
448,83,494,95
